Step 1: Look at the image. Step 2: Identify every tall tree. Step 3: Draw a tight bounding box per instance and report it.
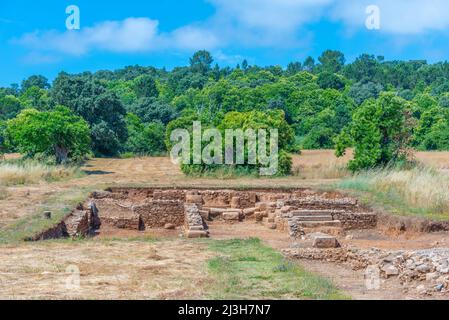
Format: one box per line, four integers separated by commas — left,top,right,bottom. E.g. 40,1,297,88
51,73,128,156
318,50,345,73
6,106,91,163
21,75,50,91
190,50,214,74
336,93,413,171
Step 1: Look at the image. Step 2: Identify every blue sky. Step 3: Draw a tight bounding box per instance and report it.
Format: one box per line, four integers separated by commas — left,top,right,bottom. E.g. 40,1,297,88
2,0,449,86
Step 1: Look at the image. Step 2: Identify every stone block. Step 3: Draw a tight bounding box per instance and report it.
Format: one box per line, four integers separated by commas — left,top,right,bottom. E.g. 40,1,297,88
223,211,241,221
230,197,241,209
309,233,340,249
243,207,257,216
186,230,209,238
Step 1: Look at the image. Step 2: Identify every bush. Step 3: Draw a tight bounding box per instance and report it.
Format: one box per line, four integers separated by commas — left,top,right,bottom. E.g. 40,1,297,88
167,110,294,176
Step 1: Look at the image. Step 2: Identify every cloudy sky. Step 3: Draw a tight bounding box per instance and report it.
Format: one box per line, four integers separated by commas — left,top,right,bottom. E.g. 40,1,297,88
1,0,449,85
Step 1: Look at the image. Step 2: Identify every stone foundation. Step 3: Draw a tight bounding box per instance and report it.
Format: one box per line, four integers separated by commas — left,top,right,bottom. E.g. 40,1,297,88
134,200,185,228
32,187,380,241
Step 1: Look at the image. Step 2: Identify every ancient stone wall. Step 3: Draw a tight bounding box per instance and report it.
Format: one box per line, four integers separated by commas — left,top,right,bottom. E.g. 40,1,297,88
134,200,185,228
332,212,377,230
184,204,209,238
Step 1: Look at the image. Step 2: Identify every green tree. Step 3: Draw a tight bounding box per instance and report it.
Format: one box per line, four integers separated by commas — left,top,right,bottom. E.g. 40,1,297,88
190,50,214,74
19,86,51,111
336,93,412,171
317,72,346,90
348,81,384,106
0,121,7,156
318,50,345,73
413,106,449,150
21,75,50,91
286,62,302,76
51,74,128,156
344,54,383,83
0,94,22,120
129,98,178,125
303,56,315,72
124,114,166,155
6,106,91,163
133,75,159,98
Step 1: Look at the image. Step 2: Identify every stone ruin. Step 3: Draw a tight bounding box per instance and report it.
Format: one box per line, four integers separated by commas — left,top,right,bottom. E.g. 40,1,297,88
30,187,378,242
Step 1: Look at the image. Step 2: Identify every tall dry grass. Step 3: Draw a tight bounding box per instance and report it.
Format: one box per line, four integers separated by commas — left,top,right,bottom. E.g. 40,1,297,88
0,161,81,186
339,166,449,216
292,151,351,179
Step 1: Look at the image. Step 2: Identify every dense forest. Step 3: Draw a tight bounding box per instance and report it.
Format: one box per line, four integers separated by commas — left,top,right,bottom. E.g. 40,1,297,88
1,50,449,173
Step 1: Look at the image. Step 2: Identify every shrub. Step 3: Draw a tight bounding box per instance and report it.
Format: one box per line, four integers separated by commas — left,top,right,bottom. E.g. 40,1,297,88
167,110,295,176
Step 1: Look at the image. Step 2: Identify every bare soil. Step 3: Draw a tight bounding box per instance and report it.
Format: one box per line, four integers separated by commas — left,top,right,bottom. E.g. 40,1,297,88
0,239,213,300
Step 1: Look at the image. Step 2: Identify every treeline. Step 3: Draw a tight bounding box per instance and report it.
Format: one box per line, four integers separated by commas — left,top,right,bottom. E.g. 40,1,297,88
0,50,448,170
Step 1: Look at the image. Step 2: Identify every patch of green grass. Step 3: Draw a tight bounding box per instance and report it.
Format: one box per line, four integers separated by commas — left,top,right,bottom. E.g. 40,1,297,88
206,238,348,300
0,186,95,244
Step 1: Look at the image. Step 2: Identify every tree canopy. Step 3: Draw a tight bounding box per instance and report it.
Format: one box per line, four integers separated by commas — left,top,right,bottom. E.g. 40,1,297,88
1,49,449,173
6,106,91,164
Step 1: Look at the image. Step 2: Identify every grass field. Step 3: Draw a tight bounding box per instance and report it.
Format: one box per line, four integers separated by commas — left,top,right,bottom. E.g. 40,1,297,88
0,161,82,186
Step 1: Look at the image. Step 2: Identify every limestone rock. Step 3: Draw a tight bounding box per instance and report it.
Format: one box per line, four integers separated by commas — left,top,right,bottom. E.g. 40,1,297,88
186,230,209,239
164,223,176,230
223,211,240,221
309,233,340,249
382,264,400,277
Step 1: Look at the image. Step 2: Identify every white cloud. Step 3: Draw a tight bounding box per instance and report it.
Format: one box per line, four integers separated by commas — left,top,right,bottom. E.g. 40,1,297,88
14,0,449,62
209,0,332,31
332,0,449,34
167,25,219,50
15,17,219,58
16,18,159,56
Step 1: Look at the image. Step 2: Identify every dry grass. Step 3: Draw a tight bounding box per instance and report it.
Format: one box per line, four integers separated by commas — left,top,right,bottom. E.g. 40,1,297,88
415,151,449,171
0,239,213,299
339,166,449,218
292,150,352,179
0,238,344,300
0,162,81,186
0,187,7,200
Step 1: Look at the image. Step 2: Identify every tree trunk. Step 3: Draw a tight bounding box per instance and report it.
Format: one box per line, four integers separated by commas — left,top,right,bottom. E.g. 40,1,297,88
54,145,69,164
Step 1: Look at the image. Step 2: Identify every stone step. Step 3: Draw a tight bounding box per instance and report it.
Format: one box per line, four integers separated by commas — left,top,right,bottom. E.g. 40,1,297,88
293,215,333,222
290,210,344,217
297,220,342,228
